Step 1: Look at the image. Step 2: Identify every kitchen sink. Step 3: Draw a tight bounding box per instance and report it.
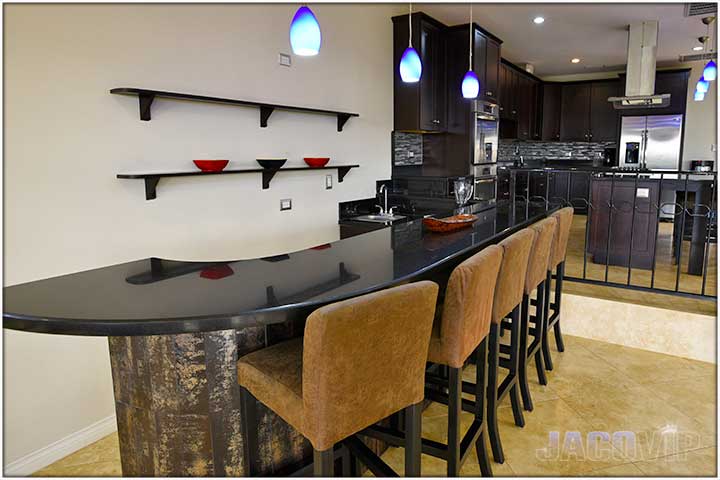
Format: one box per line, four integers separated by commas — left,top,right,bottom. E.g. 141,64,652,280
352,214,407,224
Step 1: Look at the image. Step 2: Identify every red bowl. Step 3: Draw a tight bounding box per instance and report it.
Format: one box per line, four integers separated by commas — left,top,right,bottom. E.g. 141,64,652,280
193,159,229,172
304,157,330,168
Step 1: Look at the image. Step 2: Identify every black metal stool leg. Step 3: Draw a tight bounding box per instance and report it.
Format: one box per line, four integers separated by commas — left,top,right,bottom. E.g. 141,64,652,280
486,323,504,464
541,271,554,372
474,338,493,477
553,262,566,352
534,282,548,386
239,386,261,476
447,367,462,476
314,447,335,477
404,402,422,477
508,306,525,428
518,294,533,412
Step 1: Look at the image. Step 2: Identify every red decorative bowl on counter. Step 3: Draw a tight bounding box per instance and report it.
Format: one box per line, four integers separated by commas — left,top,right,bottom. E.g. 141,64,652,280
193,159,229,172
304,157,330,168
423,214,478,233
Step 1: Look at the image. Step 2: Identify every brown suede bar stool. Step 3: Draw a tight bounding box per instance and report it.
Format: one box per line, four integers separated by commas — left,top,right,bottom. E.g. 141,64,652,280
486,228,535,464
237,281,438,477
541,207,574,372
360,246,503,477
514,217,557,411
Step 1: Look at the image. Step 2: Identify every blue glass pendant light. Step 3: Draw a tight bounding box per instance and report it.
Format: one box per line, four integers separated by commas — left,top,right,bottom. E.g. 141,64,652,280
399,3,422,82
694,89,705,101
290,5,321,56
461,4,480,99
703,59,717,81
697,75,710,93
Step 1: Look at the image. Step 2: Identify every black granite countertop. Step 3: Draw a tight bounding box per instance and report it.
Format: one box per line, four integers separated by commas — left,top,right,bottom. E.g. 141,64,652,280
4,201,556,336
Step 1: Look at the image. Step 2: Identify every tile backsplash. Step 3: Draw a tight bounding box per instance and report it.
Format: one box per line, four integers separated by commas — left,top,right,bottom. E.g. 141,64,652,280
498,139,616,163
392,132,423,166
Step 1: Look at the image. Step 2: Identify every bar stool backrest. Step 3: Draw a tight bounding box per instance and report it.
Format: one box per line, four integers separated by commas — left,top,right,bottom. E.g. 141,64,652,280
525,217,558,294
492,229,535,323
549,207,574,270
302,281,439,451
437,245,503,368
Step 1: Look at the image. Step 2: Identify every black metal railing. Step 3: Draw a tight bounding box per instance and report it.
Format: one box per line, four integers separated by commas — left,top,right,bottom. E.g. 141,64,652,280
499,167,717,299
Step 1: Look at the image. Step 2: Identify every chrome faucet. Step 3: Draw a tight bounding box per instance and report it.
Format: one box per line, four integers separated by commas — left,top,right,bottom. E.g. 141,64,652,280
376,184,395,216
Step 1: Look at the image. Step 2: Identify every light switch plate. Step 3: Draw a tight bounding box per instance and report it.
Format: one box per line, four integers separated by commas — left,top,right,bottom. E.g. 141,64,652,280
636,188,649,198
278,53,291,67
280,198,292,211
325,175,333,190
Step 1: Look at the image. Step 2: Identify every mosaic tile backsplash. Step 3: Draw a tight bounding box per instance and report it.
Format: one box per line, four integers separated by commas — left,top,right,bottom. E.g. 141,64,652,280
393,132,423,166
498,139,616,163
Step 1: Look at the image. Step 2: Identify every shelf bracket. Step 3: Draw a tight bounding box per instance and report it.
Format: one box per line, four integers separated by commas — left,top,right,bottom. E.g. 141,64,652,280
261,168,280,189
337,166,352,183
144,176,160,200
138,93,155,121
337,113,352,132
260,106,274,127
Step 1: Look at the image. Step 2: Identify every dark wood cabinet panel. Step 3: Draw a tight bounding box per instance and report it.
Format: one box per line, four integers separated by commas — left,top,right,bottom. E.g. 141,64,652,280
541,83,562,141
589,81,620,142
484,38,500,102
392,14,446,132
517,76,533,139
560,83,591,141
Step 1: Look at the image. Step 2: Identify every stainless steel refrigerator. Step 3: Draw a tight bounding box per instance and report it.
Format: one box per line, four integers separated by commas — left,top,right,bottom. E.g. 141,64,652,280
618,114,683,170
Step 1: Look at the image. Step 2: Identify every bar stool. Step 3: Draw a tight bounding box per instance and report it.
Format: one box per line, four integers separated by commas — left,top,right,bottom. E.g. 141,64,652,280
542,207,574,371
487,228,535,464
514,217,557,411
237,281,439,477
425,245,503,476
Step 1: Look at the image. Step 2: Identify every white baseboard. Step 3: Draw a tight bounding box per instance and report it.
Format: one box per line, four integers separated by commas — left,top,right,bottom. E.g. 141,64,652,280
4,415,117,477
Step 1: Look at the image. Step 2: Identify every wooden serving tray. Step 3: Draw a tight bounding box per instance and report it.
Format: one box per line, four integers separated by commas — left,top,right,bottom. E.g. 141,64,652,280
423,214,479,233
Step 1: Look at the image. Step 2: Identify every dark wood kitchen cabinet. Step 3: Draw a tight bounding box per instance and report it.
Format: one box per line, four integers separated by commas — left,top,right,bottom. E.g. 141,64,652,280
541,83,562,141
560,83,591,141
484,38,501,102
589,80,620,142
499,60,541,139
548,171,591,213
560,80,620,142
392,13,447,132
499,63,517,120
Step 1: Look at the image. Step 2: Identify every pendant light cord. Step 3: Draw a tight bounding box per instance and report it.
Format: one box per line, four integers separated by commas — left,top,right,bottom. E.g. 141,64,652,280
408,3,413,48
468,3,473,69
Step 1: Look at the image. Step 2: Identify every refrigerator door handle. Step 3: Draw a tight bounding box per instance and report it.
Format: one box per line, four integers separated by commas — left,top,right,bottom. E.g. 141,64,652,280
641,129,649,169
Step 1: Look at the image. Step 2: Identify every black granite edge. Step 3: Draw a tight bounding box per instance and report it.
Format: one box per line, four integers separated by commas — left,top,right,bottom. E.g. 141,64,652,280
3,203,557,336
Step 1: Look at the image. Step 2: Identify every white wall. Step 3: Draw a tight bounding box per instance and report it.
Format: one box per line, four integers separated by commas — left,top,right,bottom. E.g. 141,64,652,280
3,3,399,470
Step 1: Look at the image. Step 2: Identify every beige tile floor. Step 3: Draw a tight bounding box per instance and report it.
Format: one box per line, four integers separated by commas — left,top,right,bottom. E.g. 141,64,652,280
34,334,716,477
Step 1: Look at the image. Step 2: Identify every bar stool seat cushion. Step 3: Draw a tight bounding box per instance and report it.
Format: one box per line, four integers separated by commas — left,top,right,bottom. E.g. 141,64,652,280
428,245,503,368
548,207,574,270
525,217,558,294
492,229,536,323
237,338,305,433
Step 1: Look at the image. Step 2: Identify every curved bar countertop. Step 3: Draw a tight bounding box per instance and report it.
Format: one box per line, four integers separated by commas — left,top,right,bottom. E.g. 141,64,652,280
4,201,554,336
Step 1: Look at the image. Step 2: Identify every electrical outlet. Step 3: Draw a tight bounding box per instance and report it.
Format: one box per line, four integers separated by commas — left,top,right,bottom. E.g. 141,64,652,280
408,151,415,158
711,144,717,152
325,175,333,190
278,53,291,67
280,198,292,211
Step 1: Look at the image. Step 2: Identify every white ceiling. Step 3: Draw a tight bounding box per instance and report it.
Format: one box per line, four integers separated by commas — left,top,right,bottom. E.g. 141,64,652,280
414,3,713,77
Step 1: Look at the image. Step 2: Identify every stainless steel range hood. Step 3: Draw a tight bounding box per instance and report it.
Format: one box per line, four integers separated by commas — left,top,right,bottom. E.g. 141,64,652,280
608,21,671,109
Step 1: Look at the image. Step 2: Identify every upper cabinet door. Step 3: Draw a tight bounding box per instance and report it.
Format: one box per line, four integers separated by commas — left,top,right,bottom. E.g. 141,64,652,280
419,19,446,131
473,29,488,95
589,80,620,142
498,64,511,118
484,38,501,102
560,83,591,141
517,76,533,139
541,83,562,141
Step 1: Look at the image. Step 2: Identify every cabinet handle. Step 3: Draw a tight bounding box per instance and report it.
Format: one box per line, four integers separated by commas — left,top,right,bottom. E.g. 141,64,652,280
486,91,493,96
512,110,517,114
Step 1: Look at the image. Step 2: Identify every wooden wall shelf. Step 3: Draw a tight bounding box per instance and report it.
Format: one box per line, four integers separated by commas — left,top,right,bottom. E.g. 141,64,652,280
117,165,359,200
110,88,359,131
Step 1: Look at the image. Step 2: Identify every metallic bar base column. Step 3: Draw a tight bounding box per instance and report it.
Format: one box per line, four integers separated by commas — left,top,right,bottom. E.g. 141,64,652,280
108,328,309,476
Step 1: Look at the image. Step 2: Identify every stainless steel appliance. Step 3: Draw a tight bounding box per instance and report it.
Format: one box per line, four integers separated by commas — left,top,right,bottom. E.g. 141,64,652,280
473,176,497,209
472,100,499,167
618,114,683,170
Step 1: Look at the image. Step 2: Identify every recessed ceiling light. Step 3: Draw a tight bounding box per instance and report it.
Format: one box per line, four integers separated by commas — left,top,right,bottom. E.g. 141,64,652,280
571,58,581,63
693,46,704,51
533,16,545,24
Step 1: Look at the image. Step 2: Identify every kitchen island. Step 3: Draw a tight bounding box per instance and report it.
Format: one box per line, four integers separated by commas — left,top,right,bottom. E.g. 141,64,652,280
4,200,557,476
